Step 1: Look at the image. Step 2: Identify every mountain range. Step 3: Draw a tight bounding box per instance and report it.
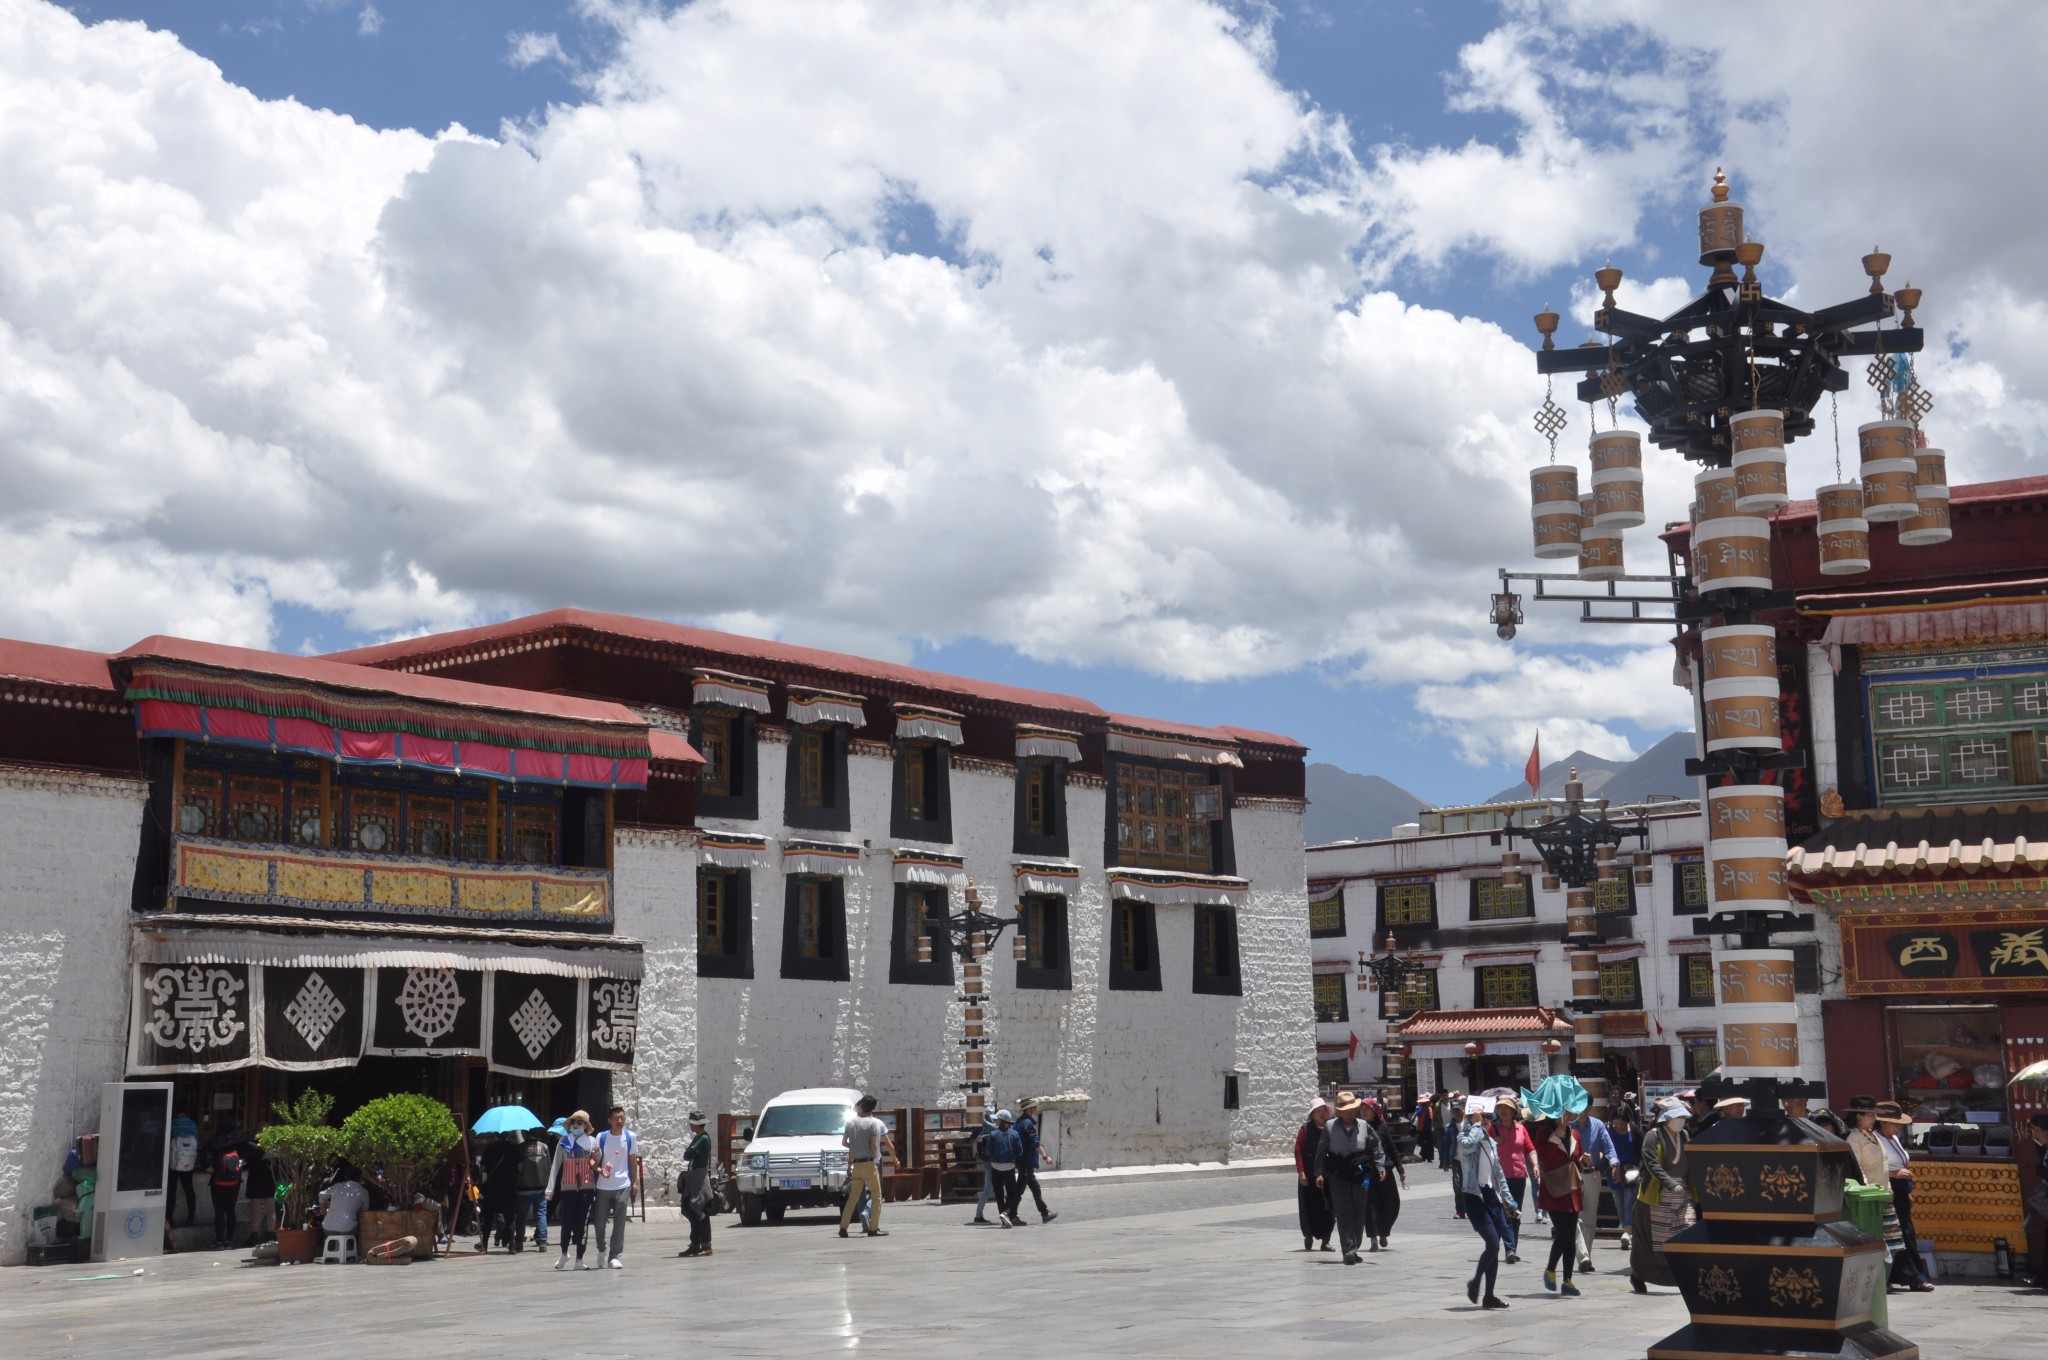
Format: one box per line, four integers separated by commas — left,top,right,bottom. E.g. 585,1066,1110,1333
1302,731,1697,845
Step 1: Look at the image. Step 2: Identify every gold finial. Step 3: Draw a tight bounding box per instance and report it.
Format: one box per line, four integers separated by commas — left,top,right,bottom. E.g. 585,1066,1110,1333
1862,244,1890,296
1569,763,1578,780
1595,261,1623,310
1710,167,1729,204
1534,304,1560,350
1895,281,1921,327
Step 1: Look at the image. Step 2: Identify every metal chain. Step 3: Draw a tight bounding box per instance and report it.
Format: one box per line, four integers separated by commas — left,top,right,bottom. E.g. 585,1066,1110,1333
1830,391,1843,482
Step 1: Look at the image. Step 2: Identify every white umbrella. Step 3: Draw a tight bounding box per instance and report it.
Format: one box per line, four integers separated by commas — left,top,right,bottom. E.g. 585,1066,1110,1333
2007,1058,2048,1088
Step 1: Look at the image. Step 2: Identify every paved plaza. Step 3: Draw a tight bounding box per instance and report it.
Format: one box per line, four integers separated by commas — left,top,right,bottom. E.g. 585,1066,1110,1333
6,1171,2039,1359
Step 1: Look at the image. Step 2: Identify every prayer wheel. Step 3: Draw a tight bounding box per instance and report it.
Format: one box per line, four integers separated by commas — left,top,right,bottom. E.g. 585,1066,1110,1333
1857,420,1920,522
1529,465,1583,559
1899,449,1953,546
1693,467,1739,522
1690,515,1772,593
1707,838,1792,906
1717,949,1802,1080
1699,624,1777,683
1706,784,1787,843
1701,676,1781,752
1578,493,1625,580
1815,483,1870,576
1589,431,1646,527
1730,409,1790,511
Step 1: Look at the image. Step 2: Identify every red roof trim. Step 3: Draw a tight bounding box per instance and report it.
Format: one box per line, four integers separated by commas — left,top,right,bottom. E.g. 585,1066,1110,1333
0,639,117,692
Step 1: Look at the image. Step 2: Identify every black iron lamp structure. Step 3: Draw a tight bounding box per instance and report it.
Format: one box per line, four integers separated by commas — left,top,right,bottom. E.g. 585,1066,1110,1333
1498,768,1648,1119
918,880,1020,1124
1503,169,1944,1360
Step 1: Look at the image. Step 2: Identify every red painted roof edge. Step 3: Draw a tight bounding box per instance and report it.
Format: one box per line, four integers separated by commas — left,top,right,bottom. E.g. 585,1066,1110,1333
116,635,644,729
0,639,118,692
646,729,703,764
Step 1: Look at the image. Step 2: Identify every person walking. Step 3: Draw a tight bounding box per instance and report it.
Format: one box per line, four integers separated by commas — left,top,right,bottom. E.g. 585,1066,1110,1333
1440,1092,1465,1217
1845,1096,1911,1287
1630,1098,1691,1294
514,1129,551,1250
545,1111,601,1271
1570,1103,1616,1272
1363,1099,1406,1250
243,1141,277,1247
838,1095,897,1238
591,1106,639,1269
1014,1100,1057,1223
1318,1092,1389,1264
1873,1102,1934,1293
677,1112,716,1258
1456,1095,1511,1309
2021,1112,2048,1288
1490,1096,1532,1263
1413,1094,1435,1166
980,1110,1030,1229
169,1107,200,1229
969,1110,999,1225
1294,1098,1334,1252
1531,1111,1590,1297
1607,1106,1641,1253
474,1132,523,1252
204,1118,247,1249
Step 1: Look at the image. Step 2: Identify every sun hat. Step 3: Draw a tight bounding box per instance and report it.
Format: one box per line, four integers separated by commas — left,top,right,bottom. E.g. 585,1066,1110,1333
1306,1098,1331,1119
1655,1099,1690,1124
567,1109,591,1128
687,1111,707,1125
1872,1101,1909,1125
1846,1094,1878,1112
1333,1091,1364,1114
995,1108,1015,1123
1713,1095,1751,1113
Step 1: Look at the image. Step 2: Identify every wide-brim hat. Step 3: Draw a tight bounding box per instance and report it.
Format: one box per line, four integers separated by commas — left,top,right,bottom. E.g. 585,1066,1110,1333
1306,1098,1332,1119
567,1109,592,1127
1714,1095,1751,1112
1846,1095,1878,1112
1333,1092,1364,1114
1872,1101,1909,1125
687,1111,707,1125
1655,1099,1690,1124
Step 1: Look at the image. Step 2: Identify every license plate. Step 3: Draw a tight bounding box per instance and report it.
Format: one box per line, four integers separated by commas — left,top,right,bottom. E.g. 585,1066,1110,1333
778,1178,812,1190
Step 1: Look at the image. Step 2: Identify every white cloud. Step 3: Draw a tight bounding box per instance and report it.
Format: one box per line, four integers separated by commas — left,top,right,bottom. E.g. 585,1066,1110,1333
358,4,382,37
506,30,567,69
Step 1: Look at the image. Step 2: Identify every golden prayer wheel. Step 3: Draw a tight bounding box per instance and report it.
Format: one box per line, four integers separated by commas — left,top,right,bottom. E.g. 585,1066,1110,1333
1589,431,1647,528
1857,420,1920,521
1529,465,1583,559
1730,409,1789,511
1691,516,1772,593
1706,784,1787,842
1699,623,1777,682
1815,483,1870,576
1701,677,1781,752
1578,493,1625,580
1693,467,1740,521
1900,449,1953,546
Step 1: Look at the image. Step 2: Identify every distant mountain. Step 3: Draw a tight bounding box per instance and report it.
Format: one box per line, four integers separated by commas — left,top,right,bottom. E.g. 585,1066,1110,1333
1304,763,1427,844
1484,731,1697,806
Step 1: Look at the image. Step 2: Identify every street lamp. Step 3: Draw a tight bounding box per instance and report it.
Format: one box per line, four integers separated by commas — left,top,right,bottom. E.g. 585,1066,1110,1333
1356,931,1417,998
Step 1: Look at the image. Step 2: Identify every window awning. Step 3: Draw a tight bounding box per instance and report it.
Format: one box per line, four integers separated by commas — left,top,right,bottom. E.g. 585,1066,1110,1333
1013,860,1081,896
691,668,772,713
783,838,865,877
786,686,867,728
1105,724,1243,767
893,849,966,886
1107,867,1248,906
894,703,964,745
1015,725,1083,763
698,830,772,869
1815,599,2048,672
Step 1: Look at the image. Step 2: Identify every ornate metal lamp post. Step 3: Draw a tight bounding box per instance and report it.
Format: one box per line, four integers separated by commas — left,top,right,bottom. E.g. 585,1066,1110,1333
919,881,1020,1123
1507,169,1938,1360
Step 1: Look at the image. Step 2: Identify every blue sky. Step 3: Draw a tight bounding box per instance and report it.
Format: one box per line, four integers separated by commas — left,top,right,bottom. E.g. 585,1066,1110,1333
20,3,2032,805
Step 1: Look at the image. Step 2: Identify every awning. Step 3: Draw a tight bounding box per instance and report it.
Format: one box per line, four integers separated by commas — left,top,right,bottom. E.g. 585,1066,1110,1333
690,668,771,714
783,838,865,877
893,849,967,886
1013,860,1081,896
1815,599,2048,672
698,830,772,869
1015,725,1083,763
1106,867,1248,906
1311,958,1352,975
894,704,964,745
1788,804,2048,877
1105,725,1243,767
786,686,866,728
1391,1006,1574,1041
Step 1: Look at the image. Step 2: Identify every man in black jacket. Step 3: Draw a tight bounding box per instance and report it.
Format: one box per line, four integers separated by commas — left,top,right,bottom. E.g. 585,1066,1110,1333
1318,1092,1390,1265
1013,1100,1058,1224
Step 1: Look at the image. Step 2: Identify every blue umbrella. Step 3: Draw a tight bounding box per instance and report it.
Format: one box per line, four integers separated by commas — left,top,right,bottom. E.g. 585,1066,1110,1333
472,1105,542,1135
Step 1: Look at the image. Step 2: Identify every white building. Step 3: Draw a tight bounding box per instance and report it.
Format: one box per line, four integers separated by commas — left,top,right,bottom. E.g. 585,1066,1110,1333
1304,794,1826,1104
0,612,1313,1263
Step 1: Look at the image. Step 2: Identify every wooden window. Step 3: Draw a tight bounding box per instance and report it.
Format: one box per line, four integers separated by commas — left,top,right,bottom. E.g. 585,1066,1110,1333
1471,877,1532,921
797,730,828,808
225,774,284,844
1679,953,1715,1007
407,795,455,858
458,798,492,861
1673,858,1709,914
289,780,325,848
1599,958,1642,1006
1382,967,1438,1019
784,724,849,832
904,743,932,820
781,874,849,982
1312,972,1348,1024
348,788,400,854
1869,664,2048,806
892,740,951,842
1475,964,1537,1008
697,868,752,979
1108,901,1160,991
1308,890,1345,937
889,884,953,986
698,714,733,798
1317,1059,1349,1088
1593,876,1636,915
1378,880,1436,930
1684,1036,1720,1080
1023,762,1050,836
1193,906,1241,995
177,766,222,838
1013,758,1068,857
798,880,828,956
507,803,557,865
1111,761,1223,873
1015,894,1071,991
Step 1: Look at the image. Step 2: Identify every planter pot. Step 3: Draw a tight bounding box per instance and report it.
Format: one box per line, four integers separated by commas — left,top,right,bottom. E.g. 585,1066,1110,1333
404,1207,440,1258
357,1210,414,1259
276,1227,320,1264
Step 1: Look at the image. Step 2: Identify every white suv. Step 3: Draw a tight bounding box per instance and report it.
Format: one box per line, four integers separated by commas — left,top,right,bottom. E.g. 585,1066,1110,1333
732,1087,860,1226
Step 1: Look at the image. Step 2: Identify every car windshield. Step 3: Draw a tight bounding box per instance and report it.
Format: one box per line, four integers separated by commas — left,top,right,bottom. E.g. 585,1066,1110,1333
755,1103,853,1138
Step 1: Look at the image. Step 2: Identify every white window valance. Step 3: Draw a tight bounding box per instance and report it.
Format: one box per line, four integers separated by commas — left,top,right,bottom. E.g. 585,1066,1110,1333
1311,958,1352,975
1106,867,1248,906
892,850,967,887
1013,860,1082,896
1015,725,1083,763
894,703,965,745
699,830,771,869
691,668,772,713
1105,726,1242,767
1818,600,2048,672
782,838,865,878
786,686,866,728
1464,948,1541,967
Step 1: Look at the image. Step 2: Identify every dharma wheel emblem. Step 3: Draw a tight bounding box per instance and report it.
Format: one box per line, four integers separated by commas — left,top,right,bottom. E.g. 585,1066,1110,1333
1697,1264,1742,1308
396,968,465,1043
1699,1162,1745,1200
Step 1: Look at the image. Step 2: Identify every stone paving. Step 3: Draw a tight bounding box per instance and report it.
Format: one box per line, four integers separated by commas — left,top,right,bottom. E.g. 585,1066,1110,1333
5,1169,2039,1358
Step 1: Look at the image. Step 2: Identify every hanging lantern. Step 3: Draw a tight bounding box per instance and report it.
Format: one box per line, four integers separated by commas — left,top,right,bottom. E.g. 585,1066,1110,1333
1899,449,1953,546
1529,465,1582,559
1816,483,1872,575
1541,1039,1564,1056
1589,431,1646,527
1730,409,1790,511
1463,1041,1484,1059
1857,419,1920,521
1578,493,1625,580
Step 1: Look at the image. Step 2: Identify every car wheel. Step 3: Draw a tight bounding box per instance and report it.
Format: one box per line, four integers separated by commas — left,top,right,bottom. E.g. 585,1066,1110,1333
739,1193,763,1227
765,1200,786,1224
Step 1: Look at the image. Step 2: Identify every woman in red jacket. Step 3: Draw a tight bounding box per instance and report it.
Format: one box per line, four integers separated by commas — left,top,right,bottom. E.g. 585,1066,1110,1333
1530,1114,1592,1296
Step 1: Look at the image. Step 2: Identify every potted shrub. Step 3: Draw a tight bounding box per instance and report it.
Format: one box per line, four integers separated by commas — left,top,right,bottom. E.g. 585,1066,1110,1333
254,1091,338,1264
339,1093,460,1259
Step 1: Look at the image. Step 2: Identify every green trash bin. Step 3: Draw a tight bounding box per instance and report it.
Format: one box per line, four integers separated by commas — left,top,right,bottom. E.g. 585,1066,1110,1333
1842,1182,1891,1330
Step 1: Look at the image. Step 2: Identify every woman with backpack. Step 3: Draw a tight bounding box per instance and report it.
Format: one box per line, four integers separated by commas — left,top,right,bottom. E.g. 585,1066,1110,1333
205,1118,247,1249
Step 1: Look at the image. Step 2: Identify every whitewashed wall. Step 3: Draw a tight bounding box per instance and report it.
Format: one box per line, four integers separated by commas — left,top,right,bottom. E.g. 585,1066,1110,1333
0,767,146,1266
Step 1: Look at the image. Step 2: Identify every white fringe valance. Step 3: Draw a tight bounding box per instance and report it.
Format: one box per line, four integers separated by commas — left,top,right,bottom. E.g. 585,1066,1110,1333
893,850,967,887
1015,726,1083,762
782,838,866,878
1105,728,1243,767
894,704,964,745
131,931,644,979
1106,868,1249,906
1013,860,1082,896
787,687,867,728
699,831,772,869
692,669,772,713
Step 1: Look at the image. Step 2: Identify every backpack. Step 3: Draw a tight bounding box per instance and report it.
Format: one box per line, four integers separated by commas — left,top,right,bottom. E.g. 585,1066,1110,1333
171,1133,199,1173
213,1149,244,1187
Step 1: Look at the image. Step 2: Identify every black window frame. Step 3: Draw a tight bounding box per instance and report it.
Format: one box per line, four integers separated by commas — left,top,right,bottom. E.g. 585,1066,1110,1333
1593,875,1637,917
1672,857,1709,914
1012,757,1069,858
1469,876,1534,922
1308,888,1346,939
1381,967,1438,1019
1191,905,1242,996
1791,941,1822,994
1014,893,1072,991
1376,878,1438,934
888,883,955,987
1107,900,1161,991
1598,956,1643,1006
1316,1058,1349,1089
1103,755,1235,875
780,873,850,981
1312,971,1348,1024
783,723,852,833
1474,963,1538,1009
696,866,754,979
691,708,759,821
889,739,954,844
1223,1073,1241,1111
1678,952,1716,1007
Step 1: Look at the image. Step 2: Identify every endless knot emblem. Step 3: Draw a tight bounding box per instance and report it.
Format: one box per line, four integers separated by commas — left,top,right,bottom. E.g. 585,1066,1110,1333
1768,1265,1825,1311
509,989,562,1060
1758,1162,1809,1201
1700,1162,1745,1200
592,980,638,1056
396,968,466,1044
1697,1264,1742,1308
284,972,346,1049
143,965,246,1053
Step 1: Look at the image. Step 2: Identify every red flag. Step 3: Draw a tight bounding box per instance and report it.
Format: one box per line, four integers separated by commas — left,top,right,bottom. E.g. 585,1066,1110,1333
1347,1031,1360,1061
1524,733,1542,795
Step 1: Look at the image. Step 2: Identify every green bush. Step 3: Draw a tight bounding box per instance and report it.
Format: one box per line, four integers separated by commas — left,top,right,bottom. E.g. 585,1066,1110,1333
254,1090,337,1229
338,1093,460,1207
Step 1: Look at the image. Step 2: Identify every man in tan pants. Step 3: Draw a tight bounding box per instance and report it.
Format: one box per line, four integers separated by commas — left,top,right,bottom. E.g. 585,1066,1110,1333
838,1095,897,1238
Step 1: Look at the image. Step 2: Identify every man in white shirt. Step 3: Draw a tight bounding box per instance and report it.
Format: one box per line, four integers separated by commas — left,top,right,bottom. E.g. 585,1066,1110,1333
838,1095,897,1240
591,1106,638,1269
318,1164,370,1235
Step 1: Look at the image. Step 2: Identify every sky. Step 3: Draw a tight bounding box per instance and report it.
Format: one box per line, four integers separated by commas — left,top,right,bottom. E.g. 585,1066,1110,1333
7,1,2046,804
